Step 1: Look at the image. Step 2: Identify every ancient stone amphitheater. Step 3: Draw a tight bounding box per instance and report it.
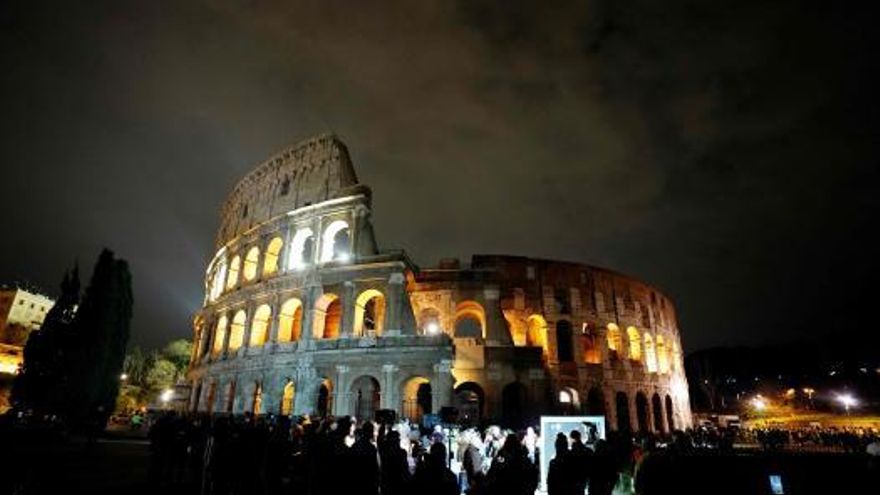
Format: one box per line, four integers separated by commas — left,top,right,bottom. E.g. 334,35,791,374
187,134,692,432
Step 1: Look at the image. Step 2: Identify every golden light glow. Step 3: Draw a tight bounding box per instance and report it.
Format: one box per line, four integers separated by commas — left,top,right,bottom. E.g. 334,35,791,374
248,304,272,346
228,310,247,352
281,381,295,416
644,333,657,373
212,316,228,355
353,289,385,336
262,237,283,276
526,314,548,351
627,326,642,361
454,301,487,339
278,298,303,342
656,335,670,373
243,246,260,281
226,256,241,290
606,323,622,354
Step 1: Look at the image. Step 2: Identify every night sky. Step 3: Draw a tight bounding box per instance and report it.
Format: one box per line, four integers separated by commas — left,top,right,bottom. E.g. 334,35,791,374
2,1,877,353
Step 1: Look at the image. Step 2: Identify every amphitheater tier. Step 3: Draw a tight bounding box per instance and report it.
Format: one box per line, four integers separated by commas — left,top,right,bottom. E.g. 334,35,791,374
188,135,692,431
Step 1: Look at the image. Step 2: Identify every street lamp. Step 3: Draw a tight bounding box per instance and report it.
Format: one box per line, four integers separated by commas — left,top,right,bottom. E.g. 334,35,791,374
751,396,767,412
161,388,174,407
120,373,128,381
836,393,857,415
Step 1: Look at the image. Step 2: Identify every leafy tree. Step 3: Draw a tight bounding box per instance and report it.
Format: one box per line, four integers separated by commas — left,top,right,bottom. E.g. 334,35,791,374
145,358,178,391
162,339,193,372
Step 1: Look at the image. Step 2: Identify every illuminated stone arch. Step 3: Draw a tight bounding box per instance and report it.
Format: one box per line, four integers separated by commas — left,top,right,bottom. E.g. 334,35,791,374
212,315,228,356
288,228,315,269
656,335,669,373
582,324,602,364
226,255,241,289
249,304,272,347
210,257,227,301
353,289,386,336
278,297,303,342
320,220,351,262
417,307,442,335
454,382,485,425
615,391,631,431
313,293,342,339
243,246,260,281
627,326,642,361
251,380,263,414
558,386,580,415
526,314,548,351
317,378,334,417
228,310,247,352
262,237,283,276
606,323,622,356
400,376,432,422
587,387,606,415
454,300,486,339
652,393,665,432
280,380,295,416
644,333,657,373
350,375,381,422
636,392,650,432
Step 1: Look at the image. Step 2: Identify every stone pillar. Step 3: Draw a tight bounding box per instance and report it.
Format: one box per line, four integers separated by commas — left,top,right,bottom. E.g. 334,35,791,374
432,360,454,413
221,314,233,360
334,365,351,416
241,304,255,354
629,394,640,433
381,364,399,410
268,295,282,346
300,275,322,342
384,272,406,336
484,287,513,346
189,380,201,412
604,387,617,430
340,281,356,338
293,367,318,416
261,374,279,415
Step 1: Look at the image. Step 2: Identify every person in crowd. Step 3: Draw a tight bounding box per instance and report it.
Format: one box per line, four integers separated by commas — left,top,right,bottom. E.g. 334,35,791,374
412,442,460,495
485,433,538,495
547,433,576,495
568,429,593,493
349,421,381,495
380,429,410,495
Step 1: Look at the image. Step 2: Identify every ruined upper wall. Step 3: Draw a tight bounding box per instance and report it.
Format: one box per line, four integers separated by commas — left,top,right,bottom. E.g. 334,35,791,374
216,134,366,247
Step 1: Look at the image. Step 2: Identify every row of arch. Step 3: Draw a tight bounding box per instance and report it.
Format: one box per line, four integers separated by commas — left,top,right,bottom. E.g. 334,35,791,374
194,374,434,424
203,289,386,358
208,219,352,302
604,323,681,373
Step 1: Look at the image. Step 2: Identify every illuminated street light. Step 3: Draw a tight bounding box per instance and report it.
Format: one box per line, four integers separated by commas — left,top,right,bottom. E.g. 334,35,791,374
425,322,440,335
120,373,128,381
161,388,174,404
751,396,767,411
836,393,857,415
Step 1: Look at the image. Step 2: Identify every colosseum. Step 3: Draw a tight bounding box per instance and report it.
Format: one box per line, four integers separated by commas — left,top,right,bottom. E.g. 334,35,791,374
187,134,693,433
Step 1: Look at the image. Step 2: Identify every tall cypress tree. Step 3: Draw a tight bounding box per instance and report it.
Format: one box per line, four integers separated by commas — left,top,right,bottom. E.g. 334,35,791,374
67,249,133,426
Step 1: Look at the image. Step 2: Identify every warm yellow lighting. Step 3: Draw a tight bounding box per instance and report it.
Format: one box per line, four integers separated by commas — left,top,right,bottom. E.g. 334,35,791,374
161,389,174,403
751,396,767,411
426,322,440,335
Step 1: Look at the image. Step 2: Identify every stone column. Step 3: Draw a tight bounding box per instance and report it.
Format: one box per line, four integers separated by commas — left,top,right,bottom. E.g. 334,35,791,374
432,360,454,413
334,365,351,416
381,364,399,410
340,281,356,338
604,387,617,430
221,314,233,360
189,380,201,412
293,362,318,416
261,374,279,415
268,295,282,347
300,275,322,343
629,394,640,433
484,287,513,346
241,304,255,354
384,273,406,336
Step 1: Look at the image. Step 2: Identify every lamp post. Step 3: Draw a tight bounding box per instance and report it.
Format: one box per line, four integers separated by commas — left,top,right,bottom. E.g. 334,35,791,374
836,394,856,416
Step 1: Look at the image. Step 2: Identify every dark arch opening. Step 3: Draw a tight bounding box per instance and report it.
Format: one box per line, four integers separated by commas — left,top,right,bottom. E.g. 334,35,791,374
587,387,606,416
615,392,631,432
556,320,574,362
636,393,650,432
665,395,675,431
501,382,529,429
652,393,664,432
455,315,482,338
454,382,485,426
317,383,332,418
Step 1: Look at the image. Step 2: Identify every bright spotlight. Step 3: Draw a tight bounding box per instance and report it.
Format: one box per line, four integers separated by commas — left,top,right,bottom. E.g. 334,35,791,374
120,373,128,381
425,322,440,335
751,396,767,411
161,389,174,403
836,393,857,414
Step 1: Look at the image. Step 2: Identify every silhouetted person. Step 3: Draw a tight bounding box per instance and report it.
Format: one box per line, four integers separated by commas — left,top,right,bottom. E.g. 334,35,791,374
547,433,576,495
589,440,618,495
380,430,410,495
350,422,380,495
569,429,593,493
413,442,459,495
486,433,538,495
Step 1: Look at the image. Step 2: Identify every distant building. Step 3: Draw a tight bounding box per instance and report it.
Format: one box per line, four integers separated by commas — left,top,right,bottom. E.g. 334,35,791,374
0,286,55,374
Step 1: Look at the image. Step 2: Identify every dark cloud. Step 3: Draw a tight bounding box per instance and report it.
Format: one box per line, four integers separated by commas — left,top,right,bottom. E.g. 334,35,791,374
2,0,877,352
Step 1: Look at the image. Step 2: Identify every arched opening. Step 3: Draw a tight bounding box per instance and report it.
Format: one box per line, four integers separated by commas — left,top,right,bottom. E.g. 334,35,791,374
228,310,247,353
350,375,381,423
354,289,386,337
205,382,217,414
454,382,484,426
556,320,574,362
627,326,642,361
278,298,303,342
652,393,665,432
317,379,333,417
501,382,529,428
656,335,669,373
587,387,606,416
243,246,260,281
212,315,228,356
288,228,315,269
582,324,601,364
252,381,263,415
636,392,649,432
644,333,657,372
558,387,580,415
454,301,486,339
263,237,283,276
606,323,622,358
665,395,675,430
280,381,295,416
320,220,351,262
417,307,442,335
313,294,341,339
401,376,432,423
226,255,241,289
526,314,548,351
210,257,227,301
615,392,631,432
249,304,272,347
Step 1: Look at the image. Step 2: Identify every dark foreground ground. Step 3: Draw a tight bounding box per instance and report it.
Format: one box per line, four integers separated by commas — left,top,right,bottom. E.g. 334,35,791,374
1,431,877,495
